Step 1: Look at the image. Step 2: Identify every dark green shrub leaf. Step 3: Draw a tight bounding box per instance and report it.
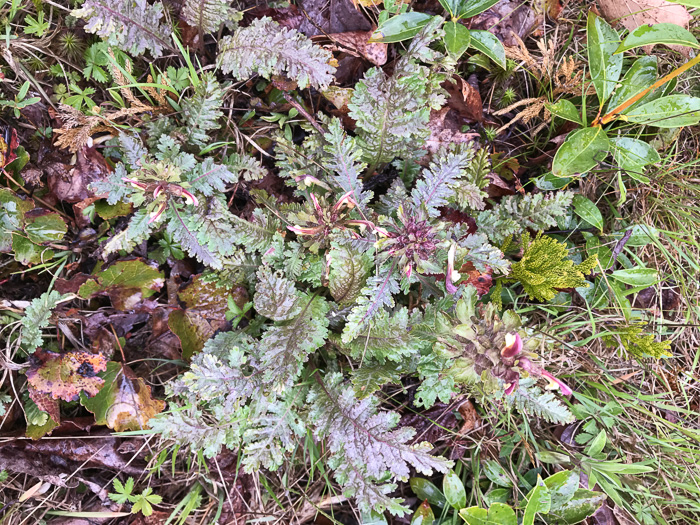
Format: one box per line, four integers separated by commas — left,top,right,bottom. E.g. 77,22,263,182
587,12,622,105
547,100,581,124
625,94,700,128
552,127,609,177
616,23,700,53
370,12,433,43
443,20,471,58
443,470,467,509
469,30,506,69
572,195,603,232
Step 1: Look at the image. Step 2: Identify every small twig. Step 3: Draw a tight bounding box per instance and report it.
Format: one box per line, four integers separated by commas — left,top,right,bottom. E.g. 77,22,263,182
281,91,326,135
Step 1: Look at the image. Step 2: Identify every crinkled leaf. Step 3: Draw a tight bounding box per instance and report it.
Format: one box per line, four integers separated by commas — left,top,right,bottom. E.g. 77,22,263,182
329,245,373,305
254,267,301,321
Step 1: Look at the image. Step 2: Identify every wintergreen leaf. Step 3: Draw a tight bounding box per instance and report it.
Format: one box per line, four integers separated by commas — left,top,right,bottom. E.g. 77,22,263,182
616,23,700,53
625,95,700,128
610,137,660,176
587,12,622,105
410,478,447,509
523,476,551,525
546,100,581,124
443,470,466,509
443,21,471,58
468,30,506,69
606,56,657,113
543,470,579,510
609,267,658,286
543,489,605,524
551,127,609,177
439,0,500,20
459,503,517,525
572,195,603,232
371,12,433,44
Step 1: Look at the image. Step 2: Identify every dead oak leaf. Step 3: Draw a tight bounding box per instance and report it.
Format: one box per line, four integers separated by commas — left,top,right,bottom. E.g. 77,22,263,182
27,349,107,403
80,362,165,432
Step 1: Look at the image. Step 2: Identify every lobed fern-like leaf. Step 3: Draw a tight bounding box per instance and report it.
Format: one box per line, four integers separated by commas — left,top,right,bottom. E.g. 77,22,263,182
72,0,171,56
342,264,399,344
308,373,453,515
507,378,575,424
181,0,239,34
476,191,574,244
218,17,335,89
181,73,226,147
21,291,67,353
242,394,306,471
349,17,449,167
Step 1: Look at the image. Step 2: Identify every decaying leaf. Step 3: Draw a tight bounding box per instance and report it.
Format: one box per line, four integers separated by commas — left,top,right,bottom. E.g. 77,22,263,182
78,259,165,311
327,30,388,66
444,75,483,122
597,0,692,56
81,362,165,432
169,275,248,359
425,107,480,153
27,349,108,402
47,145,112,203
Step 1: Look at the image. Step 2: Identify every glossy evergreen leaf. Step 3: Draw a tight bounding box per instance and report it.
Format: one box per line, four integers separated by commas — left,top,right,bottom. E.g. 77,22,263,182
439,0,500,20
587,12,622,105
523,476,551,525
625,95,700,128
606,56,657,113
411,500,435,525
459,503,517,525
610,137,660,176
543,489,605,524
410,477,447,509
370,12,433,43
547,100,581,124
610,268,658,286
443,470,467,509
469,30,506,69
443,21,471,58
543,470,579,510
552,127,610,177
572,195,604,232
616,23,700,53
